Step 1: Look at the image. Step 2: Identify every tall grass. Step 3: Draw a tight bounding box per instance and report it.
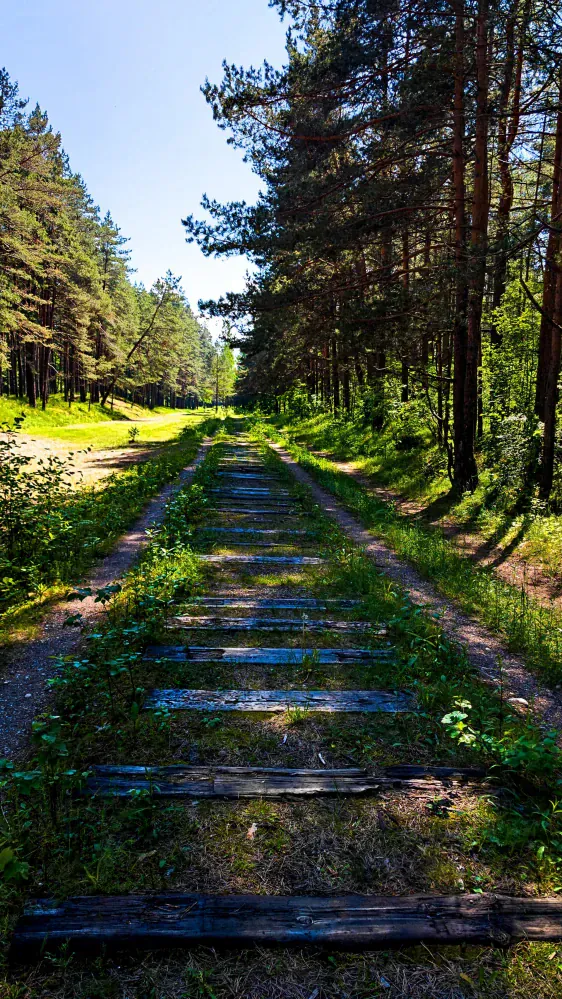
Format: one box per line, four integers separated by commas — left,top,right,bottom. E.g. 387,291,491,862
257,421,562,686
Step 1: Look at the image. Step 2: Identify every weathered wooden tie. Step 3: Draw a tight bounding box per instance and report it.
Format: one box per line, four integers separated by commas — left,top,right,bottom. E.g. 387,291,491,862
14,892,562,953
196,528,313,536
143,688,413,713
202,541,301,549
198,555,324,565
86,764,486,798
209,487,290,496
169,616,384,633
185,598,361,608
211,498,294,506
145,646,393,663
211,507,298,515
218,473,280,481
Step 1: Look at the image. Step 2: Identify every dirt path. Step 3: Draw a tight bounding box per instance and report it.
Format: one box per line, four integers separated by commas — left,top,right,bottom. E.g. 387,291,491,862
270,440,562,734
310,448,562,610
0,438,214,760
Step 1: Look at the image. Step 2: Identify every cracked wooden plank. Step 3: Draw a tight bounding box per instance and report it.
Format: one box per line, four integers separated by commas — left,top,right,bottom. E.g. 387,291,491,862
143,688,413,712
86,764,487,798
169,616,384,633
144,646,393,663
14,892,562,953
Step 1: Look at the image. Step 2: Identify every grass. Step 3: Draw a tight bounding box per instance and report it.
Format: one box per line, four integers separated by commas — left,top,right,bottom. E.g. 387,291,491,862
272,410,562,582
0,393,211,450
0,393,140,428
2,421,562,996
257,416,562,687
29,410,206,450
0,415,220,635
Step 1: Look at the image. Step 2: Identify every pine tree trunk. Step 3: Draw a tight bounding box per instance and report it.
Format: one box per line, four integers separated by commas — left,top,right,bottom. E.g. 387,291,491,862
25,343,36,408
462,0,490,489
331,338,340,414
539,71,562,499
452,0,470,489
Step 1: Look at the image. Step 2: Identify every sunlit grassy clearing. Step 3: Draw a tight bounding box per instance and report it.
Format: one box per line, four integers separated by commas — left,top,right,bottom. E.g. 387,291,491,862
0,393,137,428
29,410,206,450
0,393,210,446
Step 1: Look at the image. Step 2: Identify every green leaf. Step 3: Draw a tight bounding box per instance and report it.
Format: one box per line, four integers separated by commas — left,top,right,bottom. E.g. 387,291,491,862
0,847,14,872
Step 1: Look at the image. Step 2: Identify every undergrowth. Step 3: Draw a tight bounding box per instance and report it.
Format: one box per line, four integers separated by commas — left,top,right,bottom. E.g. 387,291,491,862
270,409,562,581
255,418,562,686
0,416,219,616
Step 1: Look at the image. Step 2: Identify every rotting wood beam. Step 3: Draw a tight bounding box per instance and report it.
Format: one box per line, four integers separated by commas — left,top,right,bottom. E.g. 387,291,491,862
86,764,487,798
144,646,391,664
168,616,385,633
13,892,562,954
195,528,314,536
210,508,299,515
142,688,414,713
184,598,361,608
197,555,324,565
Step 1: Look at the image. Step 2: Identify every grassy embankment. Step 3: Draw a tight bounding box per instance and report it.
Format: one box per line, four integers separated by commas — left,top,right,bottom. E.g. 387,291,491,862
2,420,562,995
256,413,562,686
268,411,562,578
0,405,219,644
0,395,213,450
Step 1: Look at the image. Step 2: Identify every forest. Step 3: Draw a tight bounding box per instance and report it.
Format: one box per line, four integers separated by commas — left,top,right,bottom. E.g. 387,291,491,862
0,69,216,411
186,0,562,500
6,3,562,995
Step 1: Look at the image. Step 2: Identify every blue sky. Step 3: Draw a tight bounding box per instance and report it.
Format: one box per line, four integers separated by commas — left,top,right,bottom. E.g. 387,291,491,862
4,0,288,331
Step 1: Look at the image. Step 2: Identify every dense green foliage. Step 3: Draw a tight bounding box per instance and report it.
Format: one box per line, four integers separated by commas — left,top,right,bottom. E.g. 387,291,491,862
0,69,217,411
186,0,562,500
0,415,218,613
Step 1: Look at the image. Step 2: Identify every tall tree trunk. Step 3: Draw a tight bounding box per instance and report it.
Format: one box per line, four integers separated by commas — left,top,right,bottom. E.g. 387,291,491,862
539,71,562,498
536,77,562,423
491,0,527,343
40,345,50,410
342,359,351,412
452,0,470,488
540,276,562,500
17,347,25,399
331,338,340,414
25,343,36,408
461,0,490,490
401,230,410,403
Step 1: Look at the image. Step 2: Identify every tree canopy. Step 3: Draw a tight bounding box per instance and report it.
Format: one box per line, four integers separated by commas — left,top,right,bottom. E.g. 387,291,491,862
185,0,562,497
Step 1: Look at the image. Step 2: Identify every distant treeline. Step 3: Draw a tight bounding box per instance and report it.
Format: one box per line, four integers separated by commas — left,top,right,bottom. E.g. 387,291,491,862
0,68,215,411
